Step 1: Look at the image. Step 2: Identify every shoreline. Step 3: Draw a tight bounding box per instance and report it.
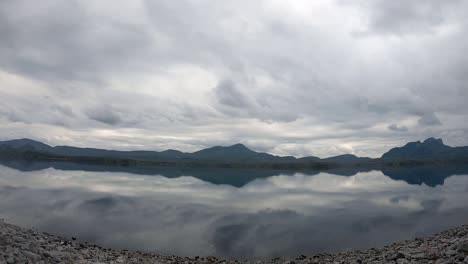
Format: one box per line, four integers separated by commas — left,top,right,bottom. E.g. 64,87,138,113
0,220,467,264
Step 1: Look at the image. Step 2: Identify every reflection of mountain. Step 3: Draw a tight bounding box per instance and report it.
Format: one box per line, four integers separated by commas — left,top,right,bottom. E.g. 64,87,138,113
381,166,468,187
1,159,467,188
0,160,305,188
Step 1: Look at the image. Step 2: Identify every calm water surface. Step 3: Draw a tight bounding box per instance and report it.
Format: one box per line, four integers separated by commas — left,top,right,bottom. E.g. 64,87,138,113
0,162,467,259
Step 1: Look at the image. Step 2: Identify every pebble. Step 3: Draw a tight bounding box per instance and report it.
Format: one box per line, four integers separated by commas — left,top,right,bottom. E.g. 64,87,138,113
0,219,467,264
458,241,468,252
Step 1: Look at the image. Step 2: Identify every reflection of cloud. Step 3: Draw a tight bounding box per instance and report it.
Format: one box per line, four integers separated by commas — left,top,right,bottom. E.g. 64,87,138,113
0,166,466,213
389,195,409,204
0,166,468,258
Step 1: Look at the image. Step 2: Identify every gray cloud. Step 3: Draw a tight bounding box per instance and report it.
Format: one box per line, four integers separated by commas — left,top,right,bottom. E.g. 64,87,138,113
86,106,122,126
388,124,408,132
418,112,442,126
0,0,467,157
215,79,250,108
343,0,464,35
0,1,153,83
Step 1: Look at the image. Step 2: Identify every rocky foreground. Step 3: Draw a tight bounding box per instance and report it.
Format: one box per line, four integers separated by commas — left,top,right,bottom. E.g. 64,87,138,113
1,220,468,264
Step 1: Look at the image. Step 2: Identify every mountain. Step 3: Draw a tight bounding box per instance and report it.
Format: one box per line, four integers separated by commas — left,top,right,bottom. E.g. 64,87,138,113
0,139,298,163
189,144,258,161
50,146,169,161
297,156,321,162
0,139,174,161
321,154,372,164
2,137,467,166
0,139,54,160
381,137,468,161
0,138,52,152
188,143,296,162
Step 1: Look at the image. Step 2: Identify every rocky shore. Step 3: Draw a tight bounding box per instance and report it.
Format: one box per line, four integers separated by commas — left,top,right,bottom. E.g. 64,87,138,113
1,220,467,264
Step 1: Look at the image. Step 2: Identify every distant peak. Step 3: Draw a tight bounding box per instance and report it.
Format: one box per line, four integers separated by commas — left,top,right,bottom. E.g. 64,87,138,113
14,138,39,142
228,143,249,149
0,138,51,150
161,149,182,153
337,154,357,157
5,138,44,144
423,137,444,145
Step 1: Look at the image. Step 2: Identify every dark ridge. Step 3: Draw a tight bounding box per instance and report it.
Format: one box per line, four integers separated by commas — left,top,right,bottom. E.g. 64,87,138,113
1,137,467,167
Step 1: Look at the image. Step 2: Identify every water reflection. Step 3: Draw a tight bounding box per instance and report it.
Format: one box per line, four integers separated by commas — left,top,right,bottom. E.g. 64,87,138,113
2,160,468,187
0,162,467,259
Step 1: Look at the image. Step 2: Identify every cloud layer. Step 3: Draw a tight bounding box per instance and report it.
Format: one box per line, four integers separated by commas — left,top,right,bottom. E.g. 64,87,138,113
0,0,468,157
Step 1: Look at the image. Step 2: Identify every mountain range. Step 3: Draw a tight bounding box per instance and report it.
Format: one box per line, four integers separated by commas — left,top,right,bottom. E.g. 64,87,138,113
0,137,467,166
382,137,468,161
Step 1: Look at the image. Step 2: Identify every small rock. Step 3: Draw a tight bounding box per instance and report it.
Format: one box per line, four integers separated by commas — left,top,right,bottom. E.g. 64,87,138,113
458,242,468,253
434,259,449,264
397,258,409,264
446,249,458,256
0,236,7,246
42,251,53,258
411,252,428,259
5,244,13,253
22,250,41,261
389,252,406,260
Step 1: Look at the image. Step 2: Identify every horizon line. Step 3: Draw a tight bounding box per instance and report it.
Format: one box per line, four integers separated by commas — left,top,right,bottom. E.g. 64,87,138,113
0,137,451,160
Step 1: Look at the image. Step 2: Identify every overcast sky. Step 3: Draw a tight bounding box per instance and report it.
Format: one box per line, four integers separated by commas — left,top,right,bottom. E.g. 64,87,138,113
1,0,467,158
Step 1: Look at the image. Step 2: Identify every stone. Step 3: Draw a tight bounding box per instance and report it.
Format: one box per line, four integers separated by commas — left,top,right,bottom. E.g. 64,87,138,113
42,251,53,258
22,250,41,261
396,258,409,264
411,252,428,259
446,249,458,256
0,220,467,264
388,252,406,260
458,242,468,253
0,236,7,246
4,244,13,253
435,259,450,264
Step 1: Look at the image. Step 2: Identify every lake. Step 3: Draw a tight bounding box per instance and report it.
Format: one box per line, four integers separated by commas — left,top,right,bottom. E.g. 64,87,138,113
0,162,467,260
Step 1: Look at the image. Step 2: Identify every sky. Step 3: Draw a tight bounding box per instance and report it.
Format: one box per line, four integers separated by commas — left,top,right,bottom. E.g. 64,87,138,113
0,0,467,158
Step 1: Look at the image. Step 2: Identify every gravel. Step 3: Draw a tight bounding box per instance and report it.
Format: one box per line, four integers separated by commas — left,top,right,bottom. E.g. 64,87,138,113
0,219,467,264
